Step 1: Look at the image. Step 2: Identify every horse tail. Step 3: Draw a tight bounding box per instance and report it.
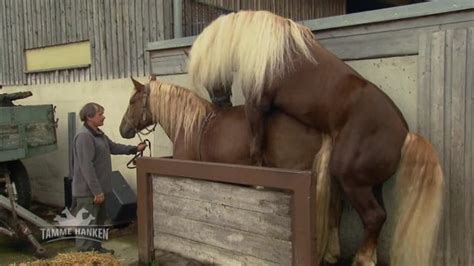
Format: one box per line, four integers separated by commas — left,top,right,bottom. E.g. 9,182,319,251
313,134,333,265
390,133,444,266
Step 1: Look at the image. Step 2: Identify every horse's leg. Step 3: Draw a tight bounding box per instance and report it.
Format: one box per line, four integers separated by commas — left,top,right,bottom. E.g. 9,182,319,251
341,184,386,266
325,179,343,264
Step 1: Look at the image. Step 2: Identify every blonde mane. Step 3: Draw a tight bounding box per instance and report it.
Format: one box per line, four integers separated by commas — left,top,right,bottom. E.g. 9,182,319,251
148,80,213,145
188,10,318,104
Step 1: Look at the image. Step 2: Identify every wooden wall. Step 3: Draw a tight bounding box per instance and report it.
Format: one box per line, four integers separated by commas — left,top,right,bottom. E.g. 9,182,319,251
182,0,346,37
147,2,474,265
153,175,293,265
0,0,168,86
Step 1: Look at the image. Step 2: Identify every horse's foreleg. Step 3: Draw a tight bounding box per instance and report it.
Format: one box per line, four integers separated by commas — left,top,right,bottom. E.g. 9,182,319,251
245,104,266,166
341,185,386,266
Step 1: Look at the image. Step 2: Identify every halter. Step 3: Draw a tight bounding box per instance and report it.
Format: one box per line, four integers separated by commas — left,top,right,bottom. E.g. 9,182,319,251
126,83,156,169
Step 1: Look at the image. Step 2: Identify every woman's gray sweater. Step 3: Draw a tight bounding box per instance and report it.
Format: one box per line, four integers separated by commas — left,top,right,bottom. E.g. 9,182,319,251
72,124,137,197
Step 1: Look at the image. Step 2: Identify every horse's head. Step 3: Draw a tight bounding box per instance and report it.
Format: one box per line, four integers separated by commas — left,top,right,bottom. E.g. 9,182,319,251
120,77,154,139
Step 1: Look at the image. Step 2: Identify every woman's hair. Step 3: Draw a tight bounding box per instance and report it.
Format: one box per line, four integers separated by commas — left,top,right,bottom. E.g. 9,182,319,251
79,102,104,122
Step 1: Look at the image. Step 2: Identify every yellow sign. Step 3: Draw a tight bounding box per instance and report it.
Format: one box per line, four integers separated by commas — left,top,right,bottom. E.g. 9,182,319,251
25,41,91,72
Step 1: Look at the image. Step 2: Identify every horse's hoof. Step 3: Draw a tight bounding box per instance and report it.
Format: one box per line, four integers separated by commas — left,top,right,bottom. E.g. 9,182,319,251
324,253,339,264
352,255,375,266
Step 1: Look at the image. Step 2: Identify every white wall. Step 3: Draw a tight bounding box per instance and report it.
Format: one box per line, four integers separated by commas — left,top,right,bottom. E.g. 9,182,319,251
2,76,176,207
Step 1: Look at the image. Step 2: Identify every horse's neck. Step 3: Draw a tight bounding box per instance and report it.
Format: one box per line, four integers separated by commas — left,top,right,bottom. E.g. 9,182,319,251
149,84,213,145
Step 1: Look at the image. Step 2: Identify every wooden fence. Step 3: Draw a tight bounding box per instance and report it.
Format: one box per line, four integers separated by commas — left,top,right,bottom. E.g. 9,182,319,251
137,157,316,265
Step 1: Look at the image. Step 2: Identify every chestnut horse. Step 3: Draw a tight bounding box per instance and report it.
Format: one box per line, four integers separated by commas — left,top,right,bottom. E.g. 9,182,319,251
188,11,444,266
120,77,343,263
120,77,340,261
119,77,323,169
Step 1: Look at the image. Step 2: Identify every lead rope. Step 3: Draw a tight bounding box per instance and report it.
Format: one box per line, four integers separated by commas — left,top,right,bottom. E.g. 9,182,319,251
126,130,153,169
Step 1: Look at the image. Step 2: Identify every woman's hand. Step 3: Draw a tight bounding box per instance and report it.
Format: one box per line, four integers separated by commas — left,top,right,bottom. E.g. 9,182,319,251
94,193,105,204
137,143,147,152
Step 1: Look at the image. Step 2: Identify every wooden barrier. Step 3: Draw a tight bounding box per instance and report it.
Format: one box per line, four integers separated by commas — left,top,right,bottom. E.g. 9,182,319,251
137,157,316,265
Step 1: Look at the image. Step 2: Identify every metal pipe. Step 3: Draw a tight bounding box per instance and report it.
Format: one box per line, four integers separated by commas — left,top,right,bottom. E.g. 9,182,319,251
68,112,76,178
173,0,183,38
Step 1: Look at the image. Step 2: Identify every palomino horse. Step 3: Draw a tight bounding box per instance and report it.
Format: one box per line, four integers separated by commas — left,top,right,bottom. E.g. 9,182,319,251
119,77,322,169
188,11,444,266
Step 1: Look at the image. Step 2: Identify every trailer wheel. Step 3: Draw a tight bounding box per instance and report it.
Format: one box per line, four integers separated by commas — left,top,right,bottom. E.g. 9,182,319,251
5,160,32,209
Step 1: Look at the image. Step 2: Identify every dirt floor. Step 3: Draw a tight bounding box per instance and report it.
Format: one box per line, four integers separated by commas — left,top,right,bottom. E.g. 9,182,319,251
0,203,203,266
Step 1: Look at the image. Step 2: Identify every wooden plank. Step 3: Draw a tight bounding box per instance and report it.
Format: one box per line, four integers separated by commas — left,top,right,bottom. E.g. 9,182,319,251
149,50,188,75
71,0,78,81
49,0,55,45
60,0,67,82
137,165,154,264
88,0,96,80
153,175,290,216
82,0,89,81
17,0,25,84
319,27,418,60
45,0,52,83
129,0,136,76
66,0,72,42
111,0,119,78
155,233,279,266
27,0,34,84
448,28,468,266
465,27,474,266
123,0,130,77
417,33,432,136
143,0,150,75
162,0,173,39
135,0,143,77
6,0,14,84
115,0,124,78
156,0,164,41
0,1,5,85
104,0,112,79
307,8,474,39
429,30,448,266
21,0,28,65
155,214,292,264
76,0,83,41
149,0,157,42
99,0,107,80
54,0,60,45
12,0,19,84
153,193,291,241
0,0,4,84
60,0,66,43
46,0,52,46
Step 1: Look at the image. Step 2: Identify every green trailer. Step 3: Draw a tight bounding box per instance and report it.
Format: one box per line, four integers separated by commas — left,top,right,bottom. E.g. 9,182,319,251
0,92,58,209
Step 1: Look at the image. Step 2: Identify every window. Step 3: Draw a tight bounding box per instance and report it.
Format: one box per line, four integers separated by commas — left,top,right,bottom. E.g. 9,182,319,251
25,41,91,73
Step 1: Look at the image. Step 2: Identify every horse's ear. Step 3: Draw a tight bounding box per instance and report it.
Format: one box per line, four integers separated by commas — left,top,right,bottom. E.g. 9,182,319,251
131,77,144,91
149,75,156,81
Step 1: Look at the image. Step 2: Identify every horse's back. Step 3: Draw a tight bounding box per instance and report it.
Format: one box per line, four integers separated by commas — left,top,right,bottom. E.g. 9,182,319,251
201,106,321,170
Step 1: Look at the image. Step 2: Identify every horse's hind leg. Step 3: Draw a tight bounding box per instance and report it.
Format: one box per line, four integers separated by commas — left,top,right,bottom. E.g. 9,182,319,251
341,185,386,266
325,179,342,264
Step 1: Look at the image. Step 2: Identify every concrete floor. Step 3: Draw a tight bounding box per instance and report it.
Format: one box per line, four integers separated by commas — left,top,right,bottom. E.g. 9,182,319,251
0,202,201,266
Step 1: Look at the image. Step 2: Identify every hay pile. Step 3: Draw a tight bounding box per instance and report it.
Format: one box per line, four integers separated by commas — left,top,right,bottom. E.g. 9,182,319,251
16,252,123,266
